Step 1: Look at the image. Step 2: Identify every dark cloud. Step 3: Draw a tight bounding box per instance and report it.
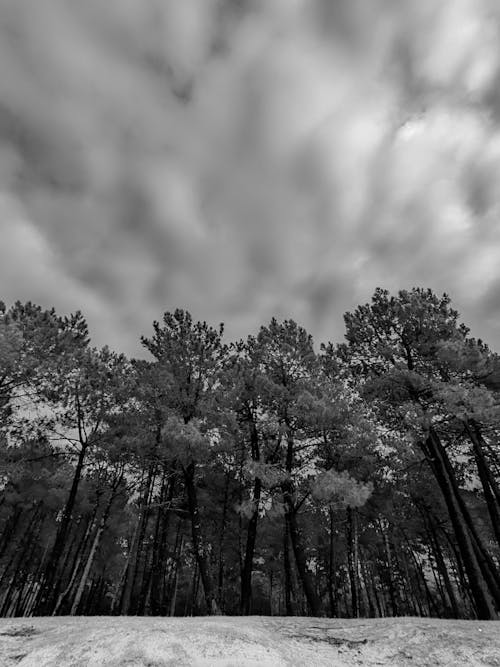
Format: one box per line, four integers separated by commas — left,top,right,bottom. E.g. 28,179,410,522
1,0,500,355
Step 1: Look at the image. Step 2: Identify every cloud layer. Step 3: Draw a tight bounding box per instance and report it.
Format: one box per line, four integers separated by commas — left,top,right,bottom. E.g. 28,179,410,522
1,0,500,354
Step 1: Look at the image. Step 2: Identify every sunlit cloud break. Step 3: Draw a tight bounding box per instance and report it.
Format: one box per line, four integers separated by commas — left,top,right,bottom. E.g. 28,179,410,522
1,0,500,354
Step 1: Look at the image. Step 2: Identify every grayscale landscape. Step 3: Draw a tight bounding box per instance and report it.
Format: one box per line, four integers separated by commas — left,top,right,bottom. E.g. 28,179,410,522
1,1,500,666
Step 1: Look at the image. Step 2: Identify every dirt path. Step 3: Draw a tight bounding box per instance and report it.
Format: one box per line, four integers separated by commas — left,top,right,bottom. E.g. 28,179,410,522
0,616,498,666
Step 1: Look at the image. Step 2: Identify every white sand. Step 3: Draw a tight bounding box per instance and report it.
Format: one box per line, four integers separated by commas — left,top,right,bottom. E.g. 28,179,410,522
0,616,498,666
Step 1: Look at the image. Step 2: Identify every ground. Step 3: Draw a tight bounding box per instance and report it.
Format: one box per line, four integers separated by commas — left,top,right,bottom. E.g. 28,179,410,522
0,616,499,666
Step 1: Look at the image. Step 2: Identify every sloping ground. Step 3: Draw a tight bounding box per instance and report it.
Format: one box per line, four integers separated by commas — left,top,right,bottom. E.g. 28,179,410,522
0,616,499,666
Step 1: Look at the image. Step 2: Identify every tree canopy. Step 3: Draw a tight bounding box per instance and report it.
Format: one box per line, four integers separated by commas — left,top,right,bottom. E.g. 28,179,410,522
0,288,499,619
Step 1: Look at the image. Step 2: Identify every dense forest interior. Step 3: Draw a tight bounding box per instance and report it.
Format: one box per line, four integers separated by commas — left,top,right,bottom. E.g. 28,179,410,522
1,287,500,620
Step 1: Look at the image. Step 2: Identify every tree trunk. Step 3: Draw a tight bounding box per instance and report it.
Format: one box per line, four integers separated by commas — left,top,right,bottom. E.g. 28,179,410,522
240,415,262,615
281,429,321,616
425,515,460,618
379,520,398,616
131,465,157,615
346,507,360,618
117,511,142,615
183,462,220,615
52,513,95,616
120,461,156,615
286,509,321,616
283,519,294,616
420,429,498,619
240,476,261,615
0,507,23,561
436,430,500,600
14,542,38,618
327,508,338,618
164,519,183,615
414,551,438,617
439,525,476,616
149,470,175,615
217,474,230,612
35,441,88,614
169,548,180,617
0,508,40,595
465,420,500,552
1,515,40,617
359,547,376,617
70,484,118,615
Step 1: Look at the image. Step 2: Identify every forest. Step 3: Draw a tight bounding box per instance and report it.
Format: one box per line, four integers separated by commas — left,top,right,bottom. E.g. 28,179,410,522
0,287,500,621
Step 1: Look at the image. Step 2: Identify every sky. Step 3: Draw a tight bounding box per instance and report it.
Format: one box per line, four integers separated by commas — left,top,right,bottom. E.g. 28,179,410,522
1,0,500,356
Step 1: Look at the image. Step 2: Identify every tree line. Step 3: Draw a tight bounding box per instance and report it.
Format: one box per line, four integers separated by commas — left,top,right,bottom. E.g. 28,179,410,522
0,287,500,619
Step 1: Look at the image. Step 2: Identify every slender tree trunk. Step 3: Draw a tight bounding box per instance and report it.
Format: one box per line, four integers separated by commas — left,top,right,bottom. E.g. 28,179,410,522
240,415,262,615
346,508,360,618
14,545,38,618
82,577,99,614
415,553,437,617
183,462,220,615
285,509,321,616
52,513,94,616
327,508,338,618
436,431,500,600
400,526,434,617
131,465,157,615
370,563,385,618
117,511,142,615
283,519,294,616
428,543,448,613
439,526,476,616
189,562,200,615
169,549,180,618
240,476,261,614
425,516,460,618
150,471,175,615
165,519,183,615
217,474,230,612
281,429,321,616
70,522,102,615
0,508,40,595
52,545,84,616
465,421,500,552
135,421,164,615
25,542,51,619
379,520,398,616
2,517,40,617
0,507,23,561
35,441,88,614
359,548,376,617
16,566,38,618
396,550,411,616
70,485,118,615
420,429,499,619
120,460,156,615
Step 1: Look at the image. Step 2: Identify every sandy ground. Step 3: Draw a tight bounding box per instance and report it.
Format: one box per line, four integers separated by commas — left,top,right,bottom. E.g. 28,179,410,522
0,616,498,666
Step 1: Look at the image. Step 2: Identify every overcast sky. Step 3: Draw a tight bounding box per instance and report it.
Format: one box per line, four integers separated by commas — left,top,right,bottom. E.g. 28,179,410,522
1,0,500,355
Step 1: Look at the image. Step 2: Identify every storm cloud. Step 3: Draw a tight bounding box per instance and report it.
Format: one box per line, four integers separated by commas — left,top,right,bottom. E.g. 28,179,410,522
1,0,500,354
